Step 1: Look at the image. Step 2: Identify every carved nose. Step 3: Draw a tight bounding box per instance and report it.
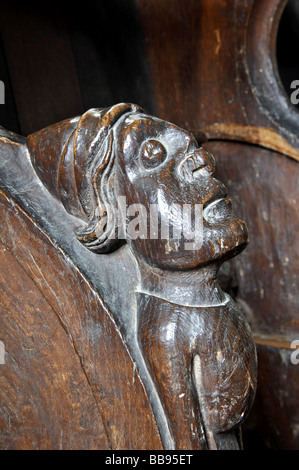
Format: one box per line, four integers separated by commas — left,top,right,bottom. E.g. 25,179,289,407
178,148,215,182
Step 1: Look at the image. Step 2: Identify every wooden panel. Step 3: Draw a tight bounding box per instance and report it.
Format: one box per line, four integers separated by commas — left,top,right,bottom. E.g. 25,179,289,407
136,0,299,160
0,1,156,135
135,0,299,449
0,243,109,450
276,0,299,111
0,189,163,450
204,140,299,449
206,141,299,337
0,0,298,450
0,35,20,133
243,344,299,450
69,0,156,113
0,1,84,135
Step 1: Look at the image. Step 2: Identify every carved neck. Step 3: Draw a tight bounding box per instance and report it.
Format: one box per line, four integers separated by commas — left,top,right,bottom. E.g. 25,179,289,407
135,257,229,308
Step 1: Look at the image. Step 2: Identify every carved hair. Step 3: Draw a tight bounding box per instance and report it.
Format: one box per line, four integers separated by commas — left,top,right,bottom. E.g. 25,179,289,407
27,103,144,253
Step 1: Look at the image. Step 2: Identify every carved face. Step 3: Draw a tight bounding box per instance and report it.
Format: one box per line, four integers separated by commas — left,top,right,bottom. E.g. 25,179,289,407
114,113,248,270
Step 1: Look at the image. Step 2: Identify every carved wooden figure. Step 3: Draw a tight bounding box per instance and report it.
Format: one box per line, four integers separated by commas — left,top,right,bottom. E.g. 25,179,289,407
0,104,257,450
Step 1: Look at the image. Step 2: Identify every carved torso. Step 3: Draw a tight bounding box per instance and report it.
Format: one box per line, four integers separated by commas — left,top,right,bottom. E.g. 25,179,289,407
138,293,256,448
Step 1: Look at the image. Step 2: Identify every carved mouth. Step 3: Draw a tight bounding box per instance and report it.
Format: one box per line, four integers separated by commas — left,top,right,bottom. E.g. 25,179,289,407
203,197,233,221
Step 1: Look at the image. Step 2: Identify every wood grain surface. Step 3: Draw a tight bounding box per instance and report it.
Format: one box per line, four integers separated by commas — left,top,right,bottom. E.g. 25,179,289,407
0,0,298,450
0,189,162,450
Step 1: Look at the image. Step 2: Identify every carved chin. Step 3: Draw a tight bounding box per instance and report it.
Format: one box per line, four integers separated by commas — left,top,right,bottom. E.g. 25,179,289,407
202,196,249,262
130,215,248,271
205,215,249,263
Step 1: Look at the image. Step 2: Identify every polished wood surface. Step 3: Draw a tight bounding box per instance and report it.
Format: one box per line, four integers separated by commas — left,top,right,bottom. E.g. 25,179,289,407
136,0,299,449
0,0,298,450
0,187,163,450
0,103,257,449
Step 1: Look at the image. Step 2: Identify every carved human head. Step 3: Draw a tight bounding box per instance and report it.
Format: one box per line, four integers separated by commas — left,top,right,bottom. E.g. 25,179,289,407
28,103,248,270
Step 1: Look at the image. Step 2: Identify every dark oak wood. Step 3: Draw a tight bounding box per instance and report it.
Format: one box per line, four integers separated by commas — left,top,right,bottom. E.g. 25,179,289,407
0,103,257,449
132,0,299,449
0,2,84,135
0,187,163,450
0,0,298,451
0,240,109,450
206,140,299,449
136,0,299,161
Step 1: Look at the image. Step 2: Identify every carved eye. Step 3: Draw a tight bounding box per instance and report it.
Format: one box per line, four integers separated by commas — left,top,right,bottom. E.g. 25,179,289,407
140,140,167,169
